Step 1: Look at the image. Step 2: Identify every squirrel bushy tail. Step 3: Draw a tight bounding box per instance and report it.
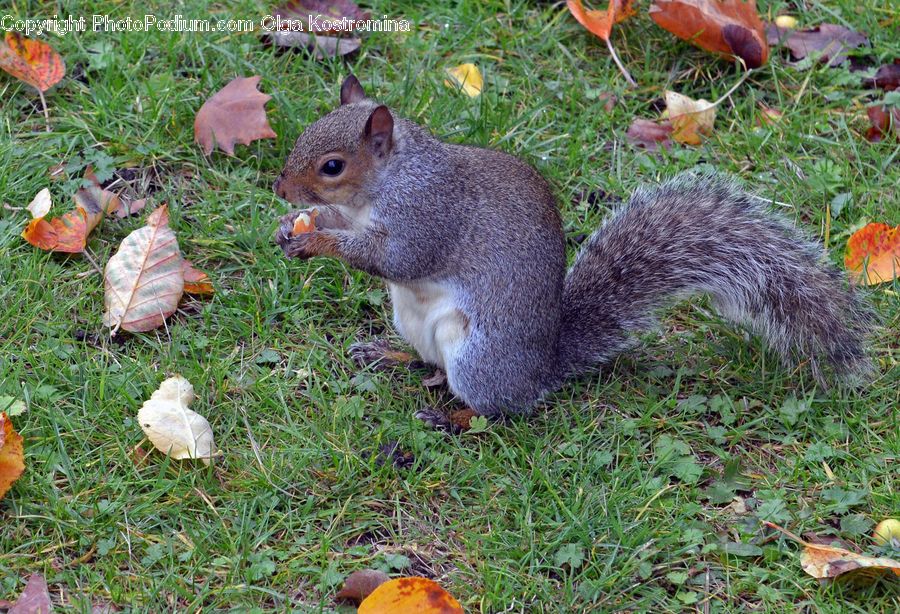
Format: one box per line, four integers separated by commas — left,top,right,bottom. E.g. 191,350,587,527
559,174,873,385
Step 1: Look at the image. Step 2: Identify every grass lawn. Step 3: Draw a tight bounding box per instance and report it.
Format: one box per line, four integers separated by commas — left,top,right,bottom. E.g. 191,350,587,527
1,0,898,611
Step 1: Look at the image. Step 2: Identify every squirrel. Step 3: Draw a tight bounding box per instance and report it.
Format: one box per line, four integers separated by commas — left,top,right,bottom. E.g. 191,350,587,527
274,75,872,420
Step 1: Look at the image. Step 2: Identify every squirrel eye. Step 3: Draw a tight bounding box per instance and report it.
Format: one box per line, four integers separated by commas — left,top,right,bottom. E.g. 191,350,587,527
320,159,345,176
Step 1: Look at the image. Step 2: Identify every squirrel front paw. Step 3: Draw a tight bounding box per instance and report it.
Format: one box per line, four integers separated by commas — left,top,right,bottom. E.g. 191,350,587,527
276,228,340,260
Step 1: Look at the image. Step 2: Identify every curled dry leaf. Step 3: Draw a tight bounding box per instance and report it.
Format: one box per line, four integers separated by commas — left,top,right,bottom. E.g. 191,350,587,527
138,376,218,465
766,23,868,66
865,62,900,92
194,76,277,156
334,569,390,605
0,32,65,92
6,574,52,614
444,63,483,98
103,205,184,333
650,0,768,68
268,0,368,59
664,90,716,145
0,412,25,500
358,577,463,614
626,118,673,150
767,521,900,585
844,222,900,285
182,259,214,295
22,168,120,253
26,188,51,219
865,105,900,143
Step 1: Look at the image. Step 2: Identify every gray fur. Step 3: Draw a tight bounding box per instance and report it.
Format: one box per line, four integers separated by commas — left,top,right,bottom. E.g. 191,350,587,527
276,81,873,417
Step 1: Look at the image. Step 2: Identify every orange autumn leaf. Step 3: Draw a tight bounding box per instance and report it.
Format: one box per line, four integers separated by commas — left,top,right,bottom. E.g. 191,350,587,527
664,90,716,145
194,76,277,156
0,32,65,92
566,0,635,40
650,0,768,68
845,223,900,285
22,168,121,253
0,412,25,500
358,577,463,614
182,260,215,295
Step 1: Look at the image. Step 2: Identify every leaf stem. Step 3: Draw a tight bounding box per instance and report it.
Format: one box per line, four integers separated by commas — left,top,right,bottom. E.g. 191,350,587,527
711,66,754,109
605,37,637,88
37,88,50,132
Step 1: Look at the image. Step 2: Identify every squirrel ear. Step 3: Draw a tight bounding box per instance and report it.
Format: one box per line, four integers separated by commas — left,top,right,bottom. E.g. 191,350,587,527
364,106,394,157
340,75,366,105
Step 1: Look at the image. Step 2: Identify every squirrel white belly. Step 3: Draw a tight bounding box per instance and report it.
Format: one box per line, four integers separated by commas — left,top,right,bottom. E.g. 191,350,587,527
274,75,873,417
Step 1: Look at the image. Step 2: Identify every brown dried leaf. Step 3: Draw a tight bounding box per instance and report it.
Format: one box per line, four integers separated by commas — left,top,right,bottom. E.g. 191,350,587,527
626,118,673,150
194,76,277,156
115,197,149,219
664,91,716,145
864,61,900,92
865,105,900,143
650,0,768,68
0,412,25,501
268,30,361,58
182,260,214,295
766,23,868,66
274,0,370,33
335,569,390,605
6,574,52,614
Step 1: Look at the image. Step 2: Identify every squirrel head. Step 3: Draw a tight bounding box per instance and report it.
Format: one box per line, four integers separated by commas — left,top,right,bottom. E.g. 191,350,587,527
274,75,395,207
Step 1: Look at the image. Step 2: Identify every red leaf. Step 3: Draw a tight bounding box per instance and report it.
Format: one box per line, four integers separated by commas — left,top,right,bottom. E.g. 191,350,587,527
626,118,674,150
766,23,867,66
0,32,65,92
650,0,768,68
566,0,636,41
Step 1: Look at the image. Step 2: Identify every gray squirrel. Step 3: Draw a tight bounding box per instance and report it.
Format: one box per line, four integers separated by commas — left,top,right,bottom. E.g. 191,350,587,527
274,75,872,420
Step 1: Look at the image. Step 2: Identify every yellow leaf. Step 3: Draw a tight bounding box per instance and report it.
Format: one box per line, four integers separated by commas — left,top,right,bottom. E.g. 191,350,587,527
844,223,900,285
358,577,463,614
664,90,716,145
137,376,219,465
444,64,483,97
0,412,25,500
774,15,798,29
874,519,900,546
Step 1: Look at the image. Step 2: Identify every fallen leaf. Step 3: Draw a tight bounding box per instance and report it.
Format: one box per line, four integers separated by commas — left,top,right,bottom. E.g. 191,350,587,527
865,61,900,92
566,0,637,86
268,30,361,59
0,32,65,92
766,23,868,66
774,15,798,29
6,574,52,614
757,102,783,126
22,168,120,253
865,105,900,143
767,521,900,585
358,577,463,614
103,205,185,333
375,441,416,469
566,0,635,40
422,369,447,388
291,209,318,236
650,0,768,68
26,188,51,218
0,412,25,500
626,118,674,150
182,260,214,295
664,90,716,145
444,63,483,97
194,76,277,156
873,519,900,546
845,222,900,285
137,376,218,465
274,0,370,33
114,197,149,219
335,569,390,605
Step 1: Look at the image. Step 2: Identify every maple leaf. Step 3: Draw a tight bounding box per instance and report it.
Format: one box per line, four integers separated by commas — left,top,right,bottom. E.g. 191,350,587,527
4,574,52,613
358,577,463,614
103,205,184,333
566,0,637,86
0,412,25,501
0,32,65,92
194,76,277,156
766,23,868,66
844,222,900,285
650,0,768,69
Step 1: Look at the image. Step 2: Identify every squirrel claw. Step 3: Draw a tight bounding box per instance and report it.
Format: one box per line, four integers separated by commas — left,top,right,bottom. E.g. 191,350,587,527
349,339,414,371
414,407,454,431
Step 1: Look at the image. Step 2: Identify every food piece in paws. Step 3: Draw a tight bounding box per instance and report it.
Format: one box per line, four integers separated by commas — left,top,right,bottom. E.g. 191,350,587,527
291,209,318,236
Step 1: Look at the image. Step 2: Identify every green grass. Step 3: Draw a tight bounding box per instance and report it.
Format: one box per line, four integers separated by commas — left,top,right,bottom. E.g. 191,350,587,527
1,0,898,611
